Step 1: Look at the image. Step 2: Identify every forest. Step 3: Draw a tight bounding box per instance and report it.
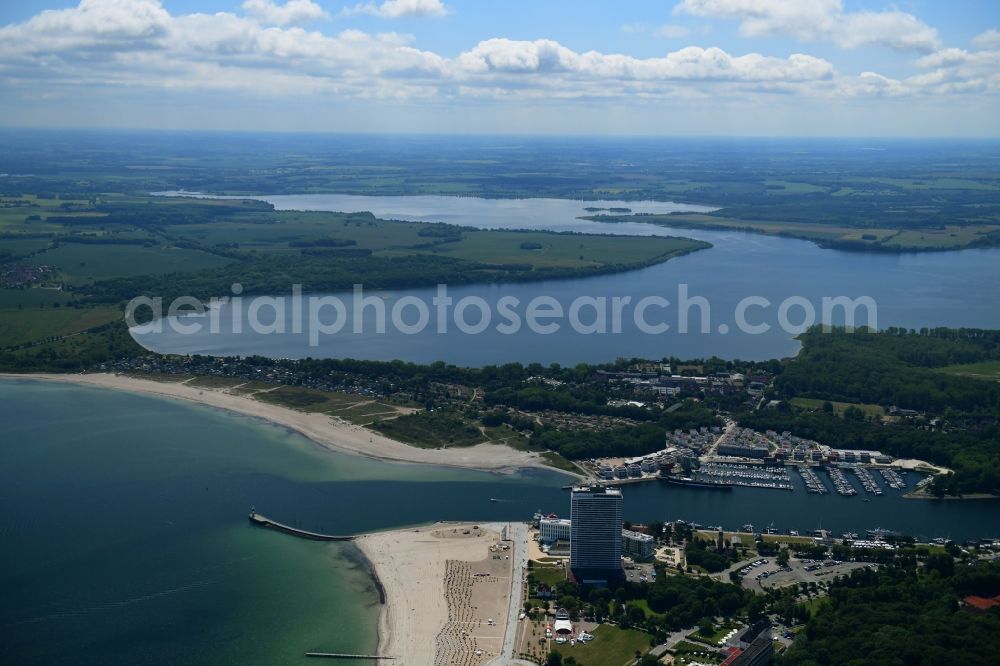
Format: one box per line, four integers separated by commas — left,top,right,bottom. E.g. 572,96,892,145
775,327,1000,415
739,327,1000,495
779,562,1000,665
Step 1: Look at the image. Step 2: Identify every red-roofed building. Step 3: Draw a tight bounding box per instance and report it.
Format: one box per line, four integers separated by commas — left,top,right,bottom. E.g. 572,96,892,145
963,594,1000,611
721,647,744,666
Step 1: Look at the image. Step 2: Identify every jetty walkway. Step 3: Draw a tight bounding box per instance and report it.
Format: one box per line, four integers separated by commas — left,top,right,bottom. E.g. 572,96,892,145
248,510,354,541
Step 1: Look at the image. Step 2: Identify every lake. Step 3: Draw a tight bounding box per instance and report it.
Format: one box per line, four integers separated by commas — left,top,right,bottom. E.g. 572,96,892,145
3,379,998,663
137,194,1000,365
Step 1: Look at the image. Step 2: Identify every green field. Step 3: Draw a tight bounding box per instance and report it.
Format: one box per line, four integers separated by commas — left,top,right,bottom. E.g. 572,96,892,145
0,237,53,256
589,212,999,252
790,397,886,418
164,207,704,270
423,229,698,268
0,288,74,308
41,243,232,282
882,226,998,249
551,625,651,666
0,306,121,348
936,360,1000,381
0,195,100,230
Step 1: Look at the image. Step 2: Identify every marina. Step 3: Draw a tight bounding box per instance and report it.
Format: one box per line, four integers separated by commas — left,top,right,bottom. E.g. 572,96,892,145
664,476,734,490
880,468,908,490
597,459,934,502
796,466,829,495
692,462,794,491
852,465,884,496
826,466,858,496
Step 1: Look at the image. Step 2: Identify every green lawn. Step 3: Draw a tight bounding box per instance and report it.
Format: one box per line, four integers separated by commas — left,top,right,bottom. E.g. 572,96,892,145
802,596,830,617
551,624,651,666
628,598,664,620
529,565,566,587
674,640,724,664
691,621,740,646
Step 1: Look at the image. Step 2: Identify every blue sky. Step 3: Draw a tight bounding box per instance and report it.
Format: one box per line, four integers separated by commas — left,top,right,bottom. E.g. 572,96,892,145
0,0,998,135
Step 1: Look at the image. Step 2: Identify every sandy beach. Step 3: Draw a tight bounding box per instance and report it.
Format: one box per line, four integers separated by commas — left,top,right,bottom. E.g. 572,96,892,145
355,523,515,666
0,372,564,475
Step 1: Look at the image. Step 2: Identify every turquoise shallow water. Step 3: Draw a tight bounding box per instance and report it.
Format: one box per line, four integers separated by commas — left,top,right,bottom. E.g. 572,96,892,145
0,379,569,665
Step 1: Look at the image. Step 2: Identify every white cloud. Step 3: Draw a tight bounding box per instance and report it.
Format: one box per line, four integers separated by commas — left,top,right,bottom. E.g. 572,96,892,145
910,47,1000,95
834,44,1000,98
0,0,170,52
341,0,449,19
972,28,1000,49
242,0,328,26
455,39,834,85
0,0,990,108
675,0,941,52
655,24,690,39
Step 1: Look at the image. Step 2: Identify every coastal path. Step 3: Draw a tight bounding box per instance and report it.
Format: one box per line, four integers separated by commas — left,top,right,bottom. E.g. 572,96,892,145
488,522,528,666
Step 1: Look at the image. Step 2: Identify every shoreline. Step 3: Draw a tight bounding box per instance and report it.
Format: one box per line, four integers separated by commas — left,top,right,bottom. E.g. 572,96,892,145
903,489,1000,501
354,522,515,665
0,372,580,477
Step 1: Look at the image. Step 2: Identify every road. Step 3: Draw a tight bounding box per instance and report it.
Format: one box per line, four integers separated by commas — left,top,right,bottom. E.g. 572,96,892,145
706,419,737,457
710,556,759,583
488,521,528,666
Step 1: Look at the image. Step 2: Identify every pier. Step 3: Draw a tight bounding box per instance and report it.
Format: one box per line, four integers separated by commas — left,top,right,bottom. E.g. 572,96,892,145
248,510,353,541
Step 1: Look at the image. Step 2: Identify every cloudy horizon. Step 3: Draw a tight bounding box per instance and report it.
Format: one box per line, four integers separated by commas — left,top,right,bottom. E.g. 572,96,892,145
0,0,997,136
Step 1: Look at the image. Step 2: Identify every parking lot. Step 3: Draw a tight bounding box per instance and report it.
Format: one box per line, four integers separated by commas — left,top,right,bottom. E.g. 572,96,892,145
740,557,871,592
623,561,656,584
